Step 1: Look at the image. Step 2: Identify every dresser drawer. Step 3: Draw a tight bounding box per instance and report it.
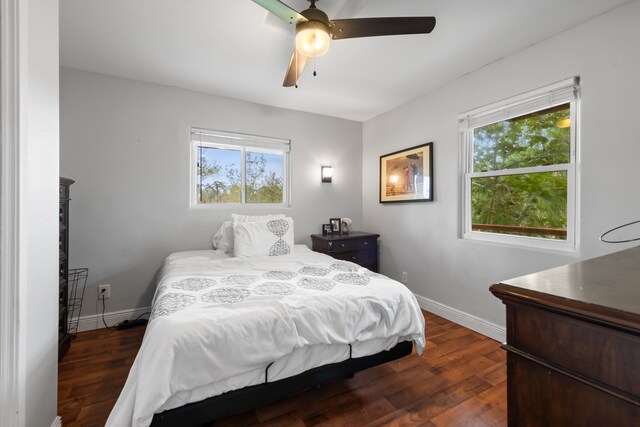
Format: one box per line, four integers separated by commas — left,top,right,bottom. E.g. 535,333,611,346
59,183,69,199
59,203,68,227
59,260,67,280
509,303,640,398
508,351,640,427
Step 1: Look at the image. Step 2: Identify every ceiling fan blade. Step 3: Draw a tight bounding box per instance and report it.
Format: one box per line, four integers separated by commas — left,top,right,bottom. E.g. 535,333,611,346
283,49,308,87
330,17,436,40
251,0,308,25
264,11,296,34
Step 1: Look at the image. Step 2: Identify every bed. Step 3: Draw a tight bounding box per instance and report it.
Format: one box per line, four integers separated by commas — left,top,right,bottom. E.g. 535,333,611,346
107,244,425,427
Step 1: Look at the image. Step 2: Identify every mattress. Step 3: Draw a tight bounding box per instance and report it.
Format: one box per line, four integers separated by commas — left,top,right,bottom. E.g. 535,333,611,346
107,245,425,427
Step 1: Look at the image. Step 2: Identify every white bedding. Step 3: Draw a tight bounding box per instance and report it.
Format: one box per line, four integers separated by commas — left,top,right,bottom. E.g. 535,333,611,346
107,245,425,427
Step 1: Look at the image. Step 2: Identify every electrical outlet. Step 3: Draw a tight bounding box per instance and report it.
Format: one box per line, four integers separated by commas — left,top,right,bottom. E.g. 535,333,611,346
97,284,111,299
401,271,408,284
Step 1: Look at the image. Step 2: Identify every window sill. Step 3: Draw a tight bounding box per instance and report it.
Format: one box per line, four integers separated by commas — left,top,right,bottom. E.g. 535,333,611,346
460,231,579,256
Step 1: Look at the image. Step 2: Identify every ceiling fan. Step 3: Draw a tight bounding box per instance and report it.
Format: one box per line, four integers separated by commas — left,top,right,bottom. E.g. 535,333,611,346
252,0,436,87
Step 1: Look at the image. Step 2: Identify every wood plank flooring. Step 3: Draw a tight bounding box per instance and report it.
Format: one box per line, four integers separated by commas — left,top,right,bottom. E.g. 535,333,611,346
58,311,506,426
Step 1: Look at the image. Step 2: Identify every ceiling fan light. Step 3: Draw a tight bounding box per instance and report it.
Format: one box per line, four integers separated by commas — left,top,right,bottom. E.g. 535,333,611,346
295,21,331,57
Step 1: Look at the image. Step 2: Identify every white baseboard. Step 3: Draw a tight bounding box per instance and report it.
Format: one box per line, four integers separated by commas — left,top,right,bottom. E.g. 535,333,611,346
51,416,62,427
76,306,151,332
414,293,506,343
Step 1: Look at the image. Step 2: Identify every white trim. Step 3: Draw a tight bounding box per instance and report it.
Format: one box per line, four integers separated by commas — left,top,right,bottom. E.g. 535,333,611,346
191,127,291,151
462,229,577,253
460,79,580,252
76,306,151,333
50,416,61,427
189,134,291,209
459,76,578,128
414,293,506,343
0,0,23,425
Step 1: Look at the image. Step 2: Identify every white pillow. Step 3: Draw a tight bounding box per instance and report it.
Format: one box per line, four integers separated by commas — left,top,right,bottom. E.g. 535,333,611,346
231,213,285,223
211,221,234,253
233,217,294,258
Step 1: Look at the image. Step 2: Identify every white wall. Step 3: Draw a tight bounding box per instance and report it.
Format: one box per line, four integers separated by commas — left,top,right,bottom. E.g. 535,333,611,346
60,68,363,317
21,0,60,425
362,1,640,332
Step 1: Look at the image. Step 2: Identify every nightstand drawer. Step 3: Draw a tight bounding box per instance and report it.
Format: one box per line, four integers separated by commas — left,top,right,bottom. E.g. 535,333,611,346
325,237,376,252
333,249,373,265
310,232,380,272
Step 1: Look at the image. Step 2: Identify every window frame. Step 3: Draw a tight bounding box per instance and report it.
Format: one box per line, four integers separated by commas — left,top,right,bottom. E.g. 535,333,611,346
189,128,291,209
459,78,580,251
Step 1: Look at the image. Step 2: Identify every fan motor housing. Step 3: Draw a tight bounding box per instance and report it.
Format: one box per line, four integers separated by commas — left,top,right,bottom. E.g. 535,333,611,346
299,7,330,30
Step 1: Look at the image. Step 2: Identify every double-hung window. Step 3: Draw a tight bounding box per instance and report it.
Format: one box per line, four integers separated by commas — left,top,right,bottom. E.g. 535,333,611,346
190,128,290,207
460,77,579,250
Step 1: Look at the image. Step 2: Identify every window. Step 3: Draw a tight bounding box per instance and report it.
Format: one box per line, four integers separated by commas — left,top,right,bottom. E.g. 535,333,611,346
190,128,290,207
460,78,579,250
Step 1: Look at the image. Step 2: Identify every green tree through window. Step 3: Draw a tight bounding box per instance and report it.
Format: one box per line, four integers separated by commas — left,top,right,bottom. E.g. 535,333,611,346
470,104,570,239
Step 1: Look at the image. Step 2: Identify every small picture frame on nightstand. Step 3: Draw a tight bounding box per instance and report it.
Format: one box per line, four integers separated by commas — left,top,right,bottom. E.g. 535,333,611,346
322,224,333,235
329,218,341,234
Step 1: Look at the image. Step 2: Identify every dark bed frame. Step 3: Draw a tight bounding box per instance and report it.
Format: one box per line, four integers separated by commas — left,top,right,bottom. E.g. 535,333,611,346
150,340,413,426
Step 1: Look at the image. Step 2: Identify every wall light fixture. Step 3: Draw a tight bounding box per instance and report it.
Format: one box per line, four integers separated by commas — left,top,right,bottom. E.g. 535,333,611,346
321,165,333,183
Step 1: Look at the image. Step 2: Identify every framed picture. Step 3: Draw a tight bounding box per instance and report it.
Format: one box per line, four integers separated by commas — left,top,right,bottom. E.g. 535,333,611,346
329,218,341,234
380,142,433,203
322,224,333,236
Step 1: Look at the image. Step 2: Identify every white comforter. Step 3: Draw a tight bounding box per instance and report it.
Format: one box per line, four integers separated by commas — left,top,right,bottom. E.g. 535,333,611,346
107,245,425,427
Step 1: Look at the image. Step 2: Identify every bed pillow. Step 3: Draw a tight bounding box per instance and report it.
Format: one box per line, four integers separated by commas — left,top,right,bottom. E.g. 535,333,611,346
212,215,286,253
233,217,294,257
211,221,234,253
231,213,285,223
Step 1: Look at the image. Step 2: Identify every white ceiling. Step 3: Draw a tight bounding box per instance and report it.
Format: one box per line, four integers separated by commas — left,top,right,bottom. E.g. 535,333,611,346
60,0,631,122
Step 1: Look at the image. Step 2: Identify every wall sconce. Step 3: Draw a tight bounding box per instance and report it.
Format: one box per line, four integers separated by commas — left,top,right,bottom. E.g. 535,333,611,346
321,166,333,183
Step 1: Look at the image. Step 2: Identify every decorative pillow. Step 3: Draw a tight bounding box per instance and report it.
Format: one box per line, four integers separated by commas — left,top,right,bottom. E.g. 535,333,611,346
211,221,234,253
233,217,294,258
231,213,285,223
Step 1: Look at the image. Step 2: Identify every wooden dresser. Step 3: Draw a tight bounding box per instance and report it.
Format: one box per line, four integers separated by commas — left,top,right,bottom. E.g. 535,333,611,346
311,231,379,272
59,177,74,360
490,247,640,427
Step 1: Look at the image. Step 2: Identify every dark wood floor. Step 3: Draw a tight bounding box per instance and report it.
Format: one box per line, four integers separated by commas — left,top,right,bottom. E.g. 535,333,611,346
58,311,507,426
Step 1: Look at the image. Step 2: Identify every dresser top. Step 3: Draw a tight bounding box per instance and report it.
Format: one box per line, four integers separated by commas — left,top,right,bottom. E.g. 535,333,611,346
491,246,640,329
311,231,379,242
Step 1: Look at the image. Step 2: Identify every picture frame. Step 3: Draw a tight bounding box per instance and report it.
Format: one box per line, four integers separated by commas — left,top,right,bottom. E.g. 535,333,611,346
329,218,341,234
380,142,433,203
322,224,333,236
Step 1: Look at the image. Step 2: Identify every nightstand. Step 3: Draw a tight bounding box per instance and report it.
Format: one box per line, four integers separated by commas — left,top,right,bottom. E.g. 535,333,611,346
310,231,380,272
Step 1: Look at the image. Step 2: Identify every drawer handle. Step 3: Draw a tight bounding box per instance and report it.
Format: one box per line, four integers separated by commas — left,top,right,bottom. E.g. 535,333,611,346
363,241,368,245
340,243,346,248
351,256,356,261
